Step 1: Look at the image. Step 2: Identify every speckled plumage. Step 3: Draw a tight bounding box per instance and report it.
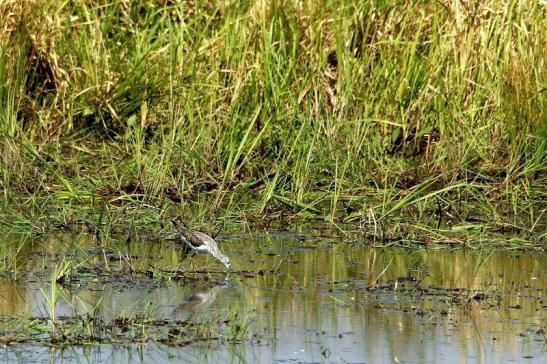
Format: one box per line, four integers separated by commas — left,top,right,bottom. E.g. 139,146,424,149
171,219,231,269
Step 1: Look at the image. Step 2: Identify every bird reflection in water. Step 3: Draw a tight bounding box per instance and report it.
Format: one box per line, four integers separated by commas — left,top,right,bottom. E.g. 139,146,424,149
172,281,229,321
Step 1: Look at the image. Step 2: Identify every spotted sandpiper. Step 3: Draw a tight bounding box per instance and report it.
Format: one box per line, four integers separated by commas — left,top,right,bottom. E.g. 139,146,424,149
171,218,231,270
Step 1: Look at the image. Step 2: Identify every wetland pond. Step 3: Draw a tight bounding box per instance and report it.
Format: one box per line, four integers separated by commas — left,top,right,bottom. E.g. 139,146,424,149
0,227,545,363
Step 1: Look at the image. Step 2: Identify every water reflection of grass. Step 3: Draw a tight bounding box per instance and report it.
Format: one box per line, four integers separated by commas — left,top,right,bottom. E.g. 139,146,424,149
1,273,249,345
250,240,545,315
0,232,544,357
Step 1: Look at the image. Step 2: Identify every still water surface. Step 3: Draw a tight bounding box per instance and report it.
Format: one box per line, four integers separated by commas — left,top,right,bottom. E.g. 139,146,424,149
0,229,545,363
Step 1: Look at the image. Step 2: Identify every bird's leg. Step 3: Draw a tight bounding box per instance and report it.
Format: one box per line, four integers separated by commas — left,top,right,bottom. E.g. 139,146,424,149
212,219,225,240
189,251,197,271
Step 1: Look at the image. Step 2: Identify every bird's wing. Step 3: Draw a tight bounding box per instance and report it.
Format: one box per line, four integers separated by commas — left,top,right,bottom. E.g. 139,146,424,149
191,231,218,247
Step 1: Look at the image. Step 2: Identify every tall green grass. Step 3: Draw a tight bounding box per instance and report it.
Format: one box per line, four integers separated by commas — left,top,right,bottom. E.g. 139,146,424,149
0,0,545,244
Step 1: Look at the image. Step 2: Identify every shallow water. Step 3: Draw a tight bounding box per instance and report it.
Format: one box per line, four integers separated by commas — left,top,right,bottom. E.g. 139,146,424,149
0,229,545,363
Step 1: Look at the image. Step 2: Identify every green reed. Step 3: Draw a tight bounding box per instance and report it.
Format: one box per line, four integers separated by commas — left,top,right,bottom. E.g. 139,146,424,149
0,0,544,246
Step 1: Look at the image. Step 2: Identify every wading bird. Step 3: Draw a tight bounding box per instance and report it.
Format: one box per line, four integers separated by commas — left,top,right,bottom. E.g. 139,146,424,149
171,218,231,269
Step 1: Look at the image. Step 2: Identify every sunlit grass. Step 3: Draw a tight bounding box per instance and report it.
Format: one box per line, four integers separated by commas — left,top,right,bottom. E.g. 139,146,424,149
0,0,544,246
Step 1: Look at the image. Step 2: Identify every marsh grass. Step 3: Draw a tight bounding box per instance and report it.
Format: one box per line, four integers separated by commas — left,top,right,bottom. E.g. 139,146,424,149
0,0,545,247
0,234,543,347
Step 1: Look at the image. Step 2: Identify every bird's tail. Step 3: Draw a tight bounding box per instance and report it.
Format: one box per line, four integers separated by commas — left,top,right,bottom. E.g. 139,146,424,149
171,218,192,255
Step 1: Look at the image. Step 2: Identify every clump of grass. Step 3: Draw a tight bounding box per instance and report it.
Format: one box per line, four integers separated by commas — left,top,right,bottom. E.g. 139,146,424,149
0,1,544,246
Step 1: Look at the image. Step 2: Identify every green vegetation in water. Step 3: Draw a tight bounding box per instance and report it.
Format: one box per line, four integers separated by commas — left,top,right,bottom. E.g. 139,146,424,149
0,234,251,345
0,0,545,248
0,232,544,351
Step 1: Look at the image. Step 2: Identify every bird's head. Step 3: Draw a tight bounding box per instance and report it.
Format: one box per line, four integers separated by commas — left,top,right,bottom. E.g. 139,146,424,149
220,256,231,270
171,217,189,229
